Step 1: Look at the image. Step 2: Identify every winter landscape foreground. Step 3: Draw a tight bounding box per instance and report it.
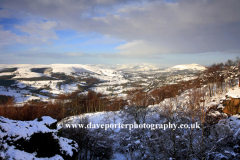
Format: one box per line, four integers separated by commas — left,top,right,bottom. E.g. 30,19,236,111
1,59,240,159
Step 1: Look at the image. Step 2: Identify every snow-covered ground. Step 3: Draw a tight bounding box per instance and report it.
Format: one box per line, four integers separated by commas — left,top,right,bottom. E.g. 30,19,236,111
0,72,14,76
0,64,131,103
0,63,206,104
1,69,240,159
170,63,206,71
0,86,48,104
0,64,126,80
226,87,240,98
56,82,240,159
0,116,78,160
2,84,240,159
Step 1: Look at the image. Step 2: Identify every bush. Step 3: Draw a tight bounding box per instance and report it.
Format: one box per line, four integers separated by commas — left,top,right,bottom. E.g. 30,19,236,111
14,132,60,158
15,77,56,81
0,80,16,87
0,67,17,73
30,68,51,74
0,95,14,105
0,75,16,80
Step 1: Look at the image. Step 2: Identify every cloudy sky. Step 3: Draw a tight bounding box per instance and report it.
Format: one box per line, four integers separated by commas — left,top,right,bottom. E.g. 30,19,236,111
0,0,240,67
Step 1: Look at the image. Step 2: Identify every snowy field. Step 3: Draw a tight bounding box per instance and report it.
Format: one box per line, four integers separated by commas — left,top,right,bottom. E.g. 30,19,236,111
0,63,206,104
0,64,131,103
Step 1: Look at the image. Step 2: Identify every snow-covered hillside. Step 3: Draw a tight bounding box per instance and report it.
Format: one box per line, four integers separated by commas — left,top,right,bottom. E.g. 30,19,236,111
57,82,240,159
0,64,125,80
0,63,206,104
115,64,159,72
0,116,78,160
91,63,160,72
2,61,240,159
169,63,206,71
0,64,129,103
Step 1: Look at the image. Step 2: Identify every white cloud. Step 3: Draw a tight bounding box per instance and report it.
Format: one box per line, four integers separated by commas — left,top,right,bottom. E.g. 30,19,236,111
0,20,59,52
15,21,58,45
1,0,240,57
0,28,19,51
67,52,86,56
115,40,169,57
80,35,124,45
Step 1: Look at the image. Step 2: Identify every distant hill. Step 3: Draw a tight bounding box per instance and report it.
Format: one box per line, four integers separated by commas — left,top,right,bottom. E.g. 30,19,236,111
0,63,206,104
167,64,206,71
0,64,124,80
92,63,160,72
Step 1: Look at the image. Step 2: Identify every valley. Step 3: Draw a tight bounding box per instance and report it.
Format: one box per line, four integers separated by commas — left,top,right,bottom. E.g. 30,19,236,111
1,59,240,160
0,63,205,104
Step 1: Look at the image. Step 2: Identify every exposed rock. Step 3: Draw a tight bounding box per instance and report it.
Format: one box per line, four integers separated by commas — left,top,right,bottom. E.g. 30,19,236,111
0,116,78,160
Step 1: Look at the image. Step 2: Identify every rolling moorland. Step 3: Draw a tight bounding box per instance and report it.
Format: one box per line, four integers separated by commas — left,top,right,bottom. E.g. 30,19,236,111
1,58,240,159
